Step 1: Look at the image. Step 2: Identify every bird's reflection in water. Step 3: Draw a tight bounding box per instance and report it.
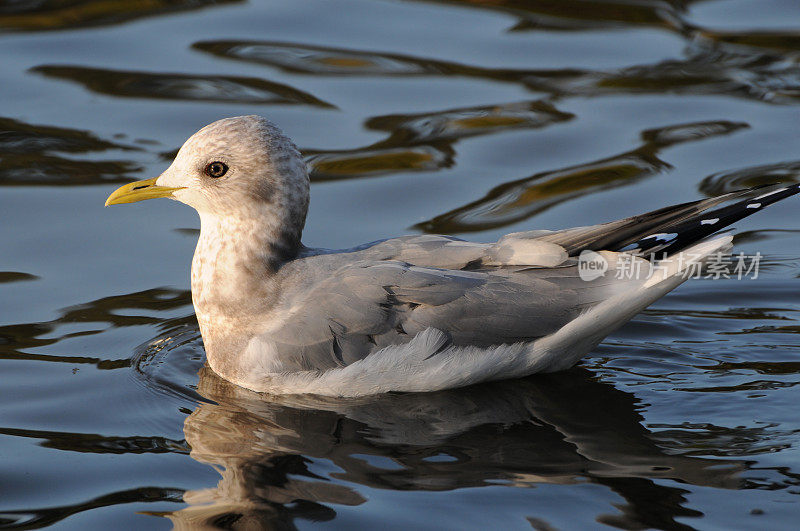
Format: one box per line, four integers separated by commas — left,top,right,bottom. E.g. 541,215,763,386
168,366,744,529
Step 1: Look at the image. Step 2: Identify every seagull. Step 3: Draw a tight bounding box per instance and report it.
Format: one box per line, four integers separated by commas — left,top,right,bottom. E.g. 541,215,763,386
106,115,799,397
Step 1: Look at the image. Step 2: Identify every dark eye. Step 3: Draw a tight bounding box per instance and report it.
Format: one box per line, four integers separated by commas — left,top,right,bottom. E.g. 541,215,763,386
204,161,228,178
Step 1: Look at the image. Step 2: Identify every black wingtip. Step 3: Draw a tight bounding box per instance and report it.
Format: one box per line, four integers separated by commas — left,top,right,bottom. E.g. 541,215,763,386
613,183,800,256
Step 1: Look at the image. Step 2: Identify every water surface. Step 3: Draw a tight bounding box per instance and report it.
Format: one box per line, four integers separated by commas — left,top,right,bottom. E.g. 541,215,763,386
1,0,800,529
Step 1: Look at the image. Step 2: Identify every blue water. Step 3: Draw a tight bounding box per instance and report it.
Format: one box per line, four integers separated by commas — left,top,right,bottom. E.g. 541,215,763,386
1,0,800,528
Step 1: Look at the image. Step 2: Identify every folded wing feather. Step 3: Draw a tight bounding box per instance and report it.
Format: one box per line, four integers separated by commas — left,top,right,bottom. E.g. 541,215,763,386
259,239,645,372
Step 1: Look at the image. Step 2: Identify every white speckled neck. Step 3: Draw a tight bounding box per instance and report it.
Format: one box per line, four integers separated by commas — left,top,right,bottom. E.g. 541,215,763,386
191,210,292,319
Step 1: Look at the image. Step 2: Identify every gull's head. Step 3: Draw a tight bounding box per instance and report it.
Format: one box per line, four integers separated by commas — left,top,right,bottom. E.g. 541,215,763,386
106,115,310,226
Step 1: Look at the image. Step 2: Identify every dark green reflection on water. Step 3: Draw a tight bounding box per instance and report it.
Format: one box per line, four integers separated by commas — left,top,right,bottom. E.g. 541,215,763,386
414,0,687,30
0,487,185,529
0,288,192,367
32,66,334,108
194,40,450,77
0,0,241,32
416,120,747,234
0,117,139,186
194,31,800,106
0,426,188,456
307,100,572,181
699,161,800,196
0,273,39,284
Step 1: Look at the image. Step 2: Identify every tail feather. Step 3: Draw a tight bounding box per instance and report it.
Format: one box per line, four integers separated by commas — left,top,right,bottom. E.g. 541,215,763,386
536,183,798,257
615,183,800,256
537,234,734,373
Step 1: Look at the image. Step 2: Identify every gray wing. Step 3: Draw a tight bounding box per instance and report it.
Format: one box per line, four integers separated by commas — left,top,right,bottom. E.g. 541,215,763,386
259,184,798,373
336,233,568,269
262,251,634,372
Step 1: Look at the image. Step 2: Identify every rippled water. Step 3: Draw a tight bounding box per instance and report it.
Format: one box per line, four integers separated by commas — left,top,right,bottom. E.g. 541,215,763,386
2,0,800,529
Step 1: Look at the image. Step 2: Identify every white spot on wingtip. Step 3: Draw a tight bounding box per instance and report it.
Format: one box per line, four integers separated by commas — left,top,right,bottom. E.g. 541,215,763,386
747,202,761,209
642,232,678,242
701,218,719,225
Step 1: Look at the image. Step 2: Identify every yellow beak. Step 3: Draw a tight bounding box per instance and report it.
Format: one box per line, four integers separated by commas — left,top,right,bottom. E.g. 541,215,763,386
105,177,184,206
